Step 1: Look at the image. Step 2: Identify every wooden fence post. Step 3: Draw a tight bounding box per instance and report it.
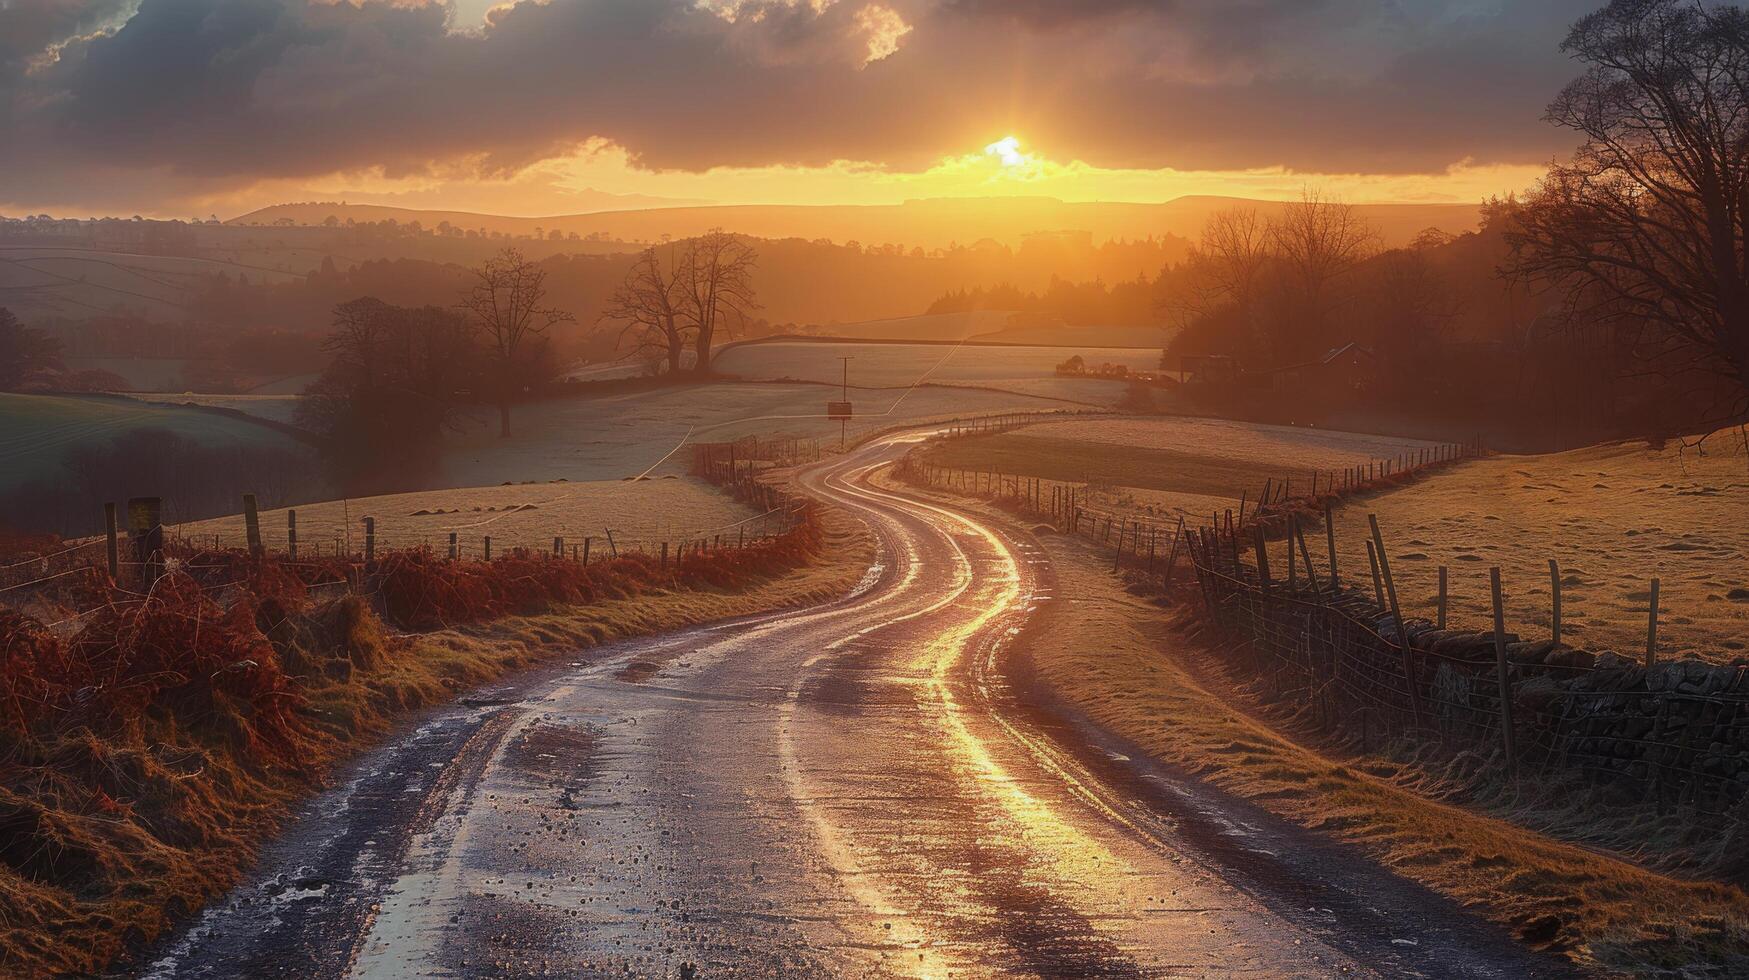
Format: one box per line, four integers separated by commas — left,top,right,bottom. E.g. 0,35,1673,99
485,536,494,561
1293,521,1320,592
606,529,618,557
1253,525,1272,594
1286,513,1298,588
1366,539,1386,609
1163,517,1185,588
583,536,592,565
287,509,298,561
448,532,458,560
1549,558,1563,647
1489,567,1519,779
554,536,564,557
127,496,163,585
363,517,375,561
660,541,668,568
1324,500,1340,589
243,493,263,556
1437,565,1448,630
1646,577,1661,666
104,502,119,579
1370,514,1425,730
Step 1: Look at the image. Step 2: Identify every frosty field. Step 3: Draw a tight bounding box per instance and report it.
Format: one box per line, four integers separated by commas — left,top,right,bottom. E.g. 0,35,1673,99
0,392,312,492
434,379,1093,488
172,476,756,558
712,338,1163,405
1324,430,1749,661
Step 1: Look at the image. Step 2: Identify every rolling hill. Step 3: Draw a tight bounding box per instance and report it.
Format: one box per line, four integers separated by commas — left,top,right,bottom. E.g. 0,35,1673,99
233,195,1483,250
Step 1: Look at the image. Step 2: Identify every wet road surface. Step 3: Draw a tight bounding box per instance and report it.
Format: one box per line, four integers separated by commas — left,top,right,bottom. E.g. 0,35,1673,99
135,433,1571,979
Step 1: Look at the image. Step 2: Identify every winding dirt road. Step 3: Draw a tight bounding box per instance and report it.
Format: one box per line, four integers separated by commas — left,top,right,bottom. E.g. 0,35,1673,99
135,432,1570,979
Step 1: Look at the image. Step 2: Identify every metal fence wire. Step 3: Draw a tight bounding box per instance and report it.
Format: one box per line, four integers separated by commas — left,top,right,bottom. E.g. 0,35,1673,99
894,431,1749,833
1185,531,1749,826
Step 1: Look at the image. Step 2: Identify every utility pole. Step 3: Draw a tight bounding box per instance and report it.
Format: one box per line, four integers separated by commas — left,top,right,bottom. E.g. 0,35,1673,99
836,356,853,450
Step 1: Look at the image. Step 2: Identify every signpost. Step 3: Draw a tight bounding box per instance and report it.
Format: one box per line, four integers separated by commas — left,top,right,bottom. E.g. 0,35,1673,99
827,355,853,449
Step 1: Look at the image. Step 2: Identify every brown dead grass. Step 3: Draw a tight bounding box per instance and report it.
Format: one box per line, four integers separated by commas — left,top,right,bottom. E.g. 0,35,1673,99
0,508,873,977
883,467,1749,977
1318,429,1749,662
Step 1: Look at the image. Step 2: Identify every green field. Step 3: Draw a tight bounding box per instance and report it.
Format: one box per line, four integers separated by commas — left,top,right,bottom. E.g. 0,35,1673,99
0,393,311,492
436,380,1090,488
126,391,304,425
713,338,1162,405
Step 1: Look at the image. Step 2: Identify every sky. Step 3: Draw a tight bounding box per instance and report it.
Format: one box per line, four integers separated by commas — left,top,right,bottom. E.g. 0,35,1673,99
0,0,1599,219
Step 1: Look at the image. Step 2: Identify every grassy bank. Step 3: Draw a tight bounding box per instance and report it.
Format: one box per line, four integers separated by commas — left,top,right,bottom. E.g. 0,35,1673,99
0,509,872,977
879,468,1749,977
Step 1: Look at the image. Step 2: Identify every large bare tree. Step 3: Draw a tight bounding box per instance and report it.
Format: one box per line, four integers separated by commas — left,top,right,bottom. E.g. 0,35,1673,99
1200,207,1274,312
679,230,759,374
1175,208,1275,328
322,296,394,388
602,245,689,375
459,248,573,437
1268,189,1376,360
1505,0,1749,419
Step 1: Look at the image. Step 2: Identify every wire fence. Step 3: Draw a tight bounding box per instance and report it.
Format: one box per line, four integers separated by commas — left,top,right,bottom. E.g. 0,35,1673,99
1185,534,1749,826
893,426,1749,834
0,473,817,629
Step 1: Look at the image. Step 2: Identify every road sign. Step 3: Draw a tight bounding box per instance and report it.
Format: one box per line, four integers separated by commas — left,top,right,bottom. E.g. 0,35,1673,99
827,401,853,420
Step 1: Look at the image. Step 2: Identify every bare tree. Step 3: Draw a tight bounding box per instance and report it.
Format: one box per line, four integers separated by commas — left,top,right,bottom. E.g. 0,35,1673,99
1366,248,1461,375
602,246,689,375
321,296,394,387
679,230,759,374
1200,207,1274,311
1273,186,1378,360
459,248,573,437
1505,0,1749,420
300,300,481,492
1161,206,1277,338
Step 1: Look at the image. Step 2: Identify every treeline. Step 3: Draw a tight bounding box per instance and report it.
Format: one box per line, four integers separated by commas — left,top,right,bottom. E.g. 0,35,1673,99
1,308,132,392
1171,0,1749,445
16,232,1193,385
296,249,570,493
926,277,1160,327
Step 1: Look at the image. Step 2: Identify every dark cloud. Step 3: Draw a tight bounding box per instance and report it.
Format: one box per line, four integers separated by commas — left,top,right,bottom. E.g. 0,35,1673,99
0,0,1599,210
0,0,131,76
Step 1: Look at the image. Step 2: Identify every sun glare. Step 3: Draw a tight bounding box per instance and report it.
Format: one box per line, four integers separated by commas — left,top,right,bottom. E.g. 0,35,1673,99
985,136,1028,168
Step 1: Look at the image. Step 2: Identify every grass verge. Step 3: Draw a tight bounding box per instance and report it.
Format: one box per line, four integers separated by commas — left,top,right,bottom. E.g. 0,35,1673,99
0,508,872,977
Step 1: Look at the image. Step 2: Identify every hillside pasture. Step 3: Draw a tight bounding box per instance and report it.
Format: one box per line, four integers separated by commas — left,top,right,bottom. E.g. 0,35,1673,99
62,356,189,391
918,416,1439,525
0,247,302,321
811,311,1014,342
173,476,756,558
0,393,311,493
713,338,1162,406
125,391,305,426
438,380,1091,488
1317,430,1749,662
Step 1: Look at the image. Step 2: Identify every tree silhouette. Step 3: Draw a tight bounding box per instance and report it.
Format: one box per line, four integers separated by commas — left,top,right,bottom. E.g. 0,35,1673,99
459,249,573,437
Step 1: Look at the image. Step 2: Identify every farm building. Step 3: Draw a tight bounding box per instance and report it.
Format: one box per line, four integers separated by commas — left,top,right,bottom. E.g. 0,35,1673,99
1266,342,1377,396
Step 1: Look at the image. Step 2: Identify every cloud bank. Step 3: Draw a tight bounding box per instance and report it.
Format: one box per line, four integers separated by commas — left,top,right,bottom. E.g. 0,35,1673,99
0,0,1595,212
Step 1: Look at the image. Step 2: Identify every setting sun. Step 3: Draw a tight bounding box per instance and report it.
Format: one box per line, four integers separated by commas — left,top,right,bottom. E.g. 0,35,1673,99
985,136,1029,168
